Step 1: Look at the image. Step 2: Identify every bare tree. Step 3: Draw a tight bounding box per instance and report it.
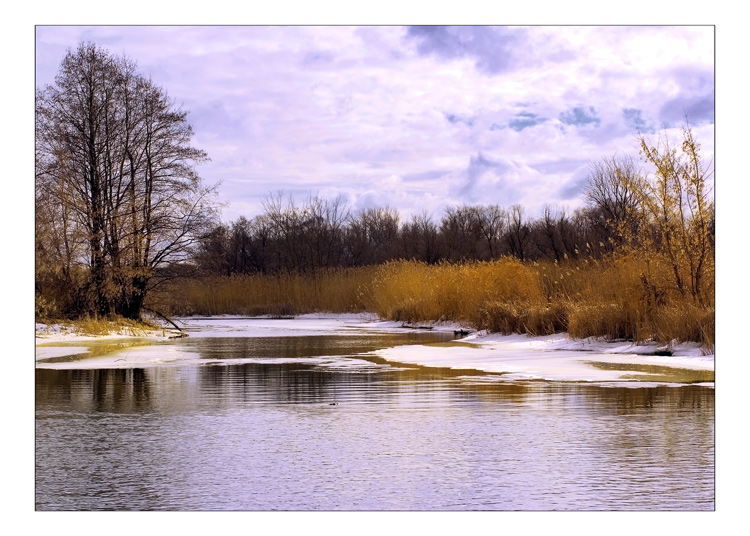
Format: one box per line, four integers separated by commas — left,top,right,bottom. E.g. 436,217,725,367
36,42,218,319
300,195,350,270
346,207,400,266
583,154,642,248
474,204,506,260
441,205,481,261
504,204,530,261
261,192,350,272
401,211,442,264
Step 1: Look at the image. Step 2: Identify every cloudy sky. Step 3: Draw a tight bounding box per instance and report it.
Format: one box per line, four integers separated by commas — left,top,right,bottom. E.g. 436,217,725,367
35,25,714,223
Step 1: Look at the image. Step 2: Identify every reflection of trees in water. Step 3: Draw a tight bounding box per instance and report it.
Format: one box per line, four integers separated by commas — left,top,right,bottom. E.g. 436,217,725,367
574,384,714,491
36,365,713,418
90,369,151,413
36,368,152,413
195,362,534,406
184,332,455,361
199,363,385,404
576,384,714,417
436,380,714,413
455,382,532,404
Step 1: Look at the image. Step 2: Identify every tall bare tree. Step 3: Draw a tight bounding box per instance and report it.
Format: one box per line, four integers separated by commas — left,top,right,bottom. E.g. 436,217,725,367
36,42,218,319
504,204,530,261
401,211,442,264
346,207,400,266
473,204,506,260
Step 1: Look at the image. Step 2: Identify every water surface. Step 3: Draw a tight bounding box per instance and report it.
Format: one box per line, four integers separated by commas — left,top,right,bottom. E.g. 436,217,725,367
35,320,714,511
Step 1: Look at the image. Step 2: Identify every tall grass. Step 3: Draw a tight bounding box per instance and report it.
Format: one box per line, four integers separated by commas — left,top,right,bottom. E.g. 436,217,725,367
39,315,161,337
531,255,714,348
362,258,544,327
152,254,714,348
153,267,378,316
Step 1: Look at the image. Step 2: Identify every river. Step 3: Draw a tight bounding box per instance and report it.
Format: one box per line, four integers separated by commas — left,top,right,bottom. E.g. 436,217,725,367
35,316,714,511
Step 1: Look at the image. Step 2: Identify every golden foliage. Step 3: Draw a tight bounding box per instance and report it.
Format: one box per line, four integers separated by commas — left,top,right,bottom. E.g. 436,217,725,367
626,123,715,305
69,315,160,336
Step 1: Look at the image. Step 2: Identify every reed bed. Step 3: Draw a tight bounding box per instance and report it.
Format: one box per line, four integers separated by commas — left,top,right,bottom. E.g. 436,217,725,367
156,267,378,316
153,254,714,348
362,258,544,327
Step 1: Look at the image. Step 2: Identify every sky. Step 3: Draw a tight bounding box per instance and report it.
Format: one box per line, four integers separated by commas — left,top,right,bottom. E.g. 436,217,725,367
34,24,715,224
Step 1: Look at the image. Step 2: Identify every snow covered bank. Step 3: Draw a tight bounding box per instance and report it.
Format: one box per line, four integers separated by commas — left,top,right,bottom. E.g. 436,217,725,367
35,314,714,384
355,319,713,383
35,321,182,361
369,333,713,382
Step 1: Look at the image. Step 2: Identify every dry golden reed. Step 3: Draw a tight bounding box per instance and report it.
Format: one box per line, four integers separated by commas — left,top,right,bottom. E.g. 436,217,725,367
154,253,713,348
363,258,544,326
155,267,377,316
71,315,159,336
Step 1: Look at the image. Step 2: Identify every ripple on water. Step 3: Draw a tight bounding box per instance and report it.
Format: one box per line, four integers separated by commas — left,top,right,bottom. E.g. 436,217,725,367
36,364,714,511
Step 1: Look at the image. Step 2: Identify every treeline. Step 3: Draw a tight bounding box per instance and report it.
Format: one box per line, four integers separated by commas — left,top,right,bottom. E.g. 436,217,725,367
192,123,714,314
194,196,619,276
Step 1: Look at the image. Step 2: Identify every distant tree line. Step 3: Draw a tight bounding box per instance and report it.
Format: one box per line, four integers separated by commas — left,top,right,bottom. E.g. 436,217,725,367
193,183,635,275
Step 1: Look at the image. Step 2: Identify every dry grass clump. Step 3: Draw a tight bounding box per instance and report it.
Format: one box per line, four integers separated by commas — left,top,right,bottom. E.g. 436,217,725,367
478,301,570,336
69,315,160,336
567,303,637,340
555,254,714,346
652,304,715,348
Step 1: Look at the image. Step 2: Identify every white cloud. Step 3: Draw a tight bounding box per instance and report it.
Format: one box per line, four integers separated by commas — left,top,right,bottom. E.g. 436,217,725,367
35,25,714,222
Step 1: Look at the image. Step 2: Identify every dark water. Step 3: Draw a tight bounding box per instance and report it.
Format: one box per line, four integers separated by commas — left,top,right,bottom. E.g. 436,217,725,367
35,333,714,511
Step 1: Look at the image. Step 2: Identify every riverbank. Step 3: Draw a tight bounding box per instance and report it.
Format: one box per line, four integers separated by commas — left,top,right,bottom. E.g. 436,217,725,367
35,313,714,384
35,312,713,355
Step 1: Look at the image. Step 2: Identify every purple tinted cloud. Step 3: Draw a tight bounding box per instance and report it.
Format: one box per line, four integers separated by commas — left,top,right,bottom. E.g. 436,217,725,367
622,108,653,133
456,153,515,202
35,25,714,221
406,26,525,74
508,112,547,132
659,93,715,125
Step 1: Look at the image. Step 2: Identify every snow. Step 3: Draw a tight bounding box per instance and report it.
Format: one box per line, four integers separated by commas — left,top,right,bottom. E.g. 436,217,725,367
174,313,382,338
35,314,714,384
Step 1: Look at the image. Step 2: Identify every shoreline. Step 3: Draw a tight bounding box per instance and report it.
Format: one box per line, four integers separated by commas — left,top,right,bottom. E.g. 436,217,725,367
35,313,714,382
37,312,713,357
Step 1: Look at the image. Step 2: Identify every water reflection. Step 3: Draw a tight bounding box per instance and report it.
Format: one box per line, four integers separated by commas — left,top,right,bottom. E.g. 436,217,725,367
584,360,715,383
36,364,715,416
36,324,714,511
36,364,713,510
36,368,153,414
183,332,456,360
